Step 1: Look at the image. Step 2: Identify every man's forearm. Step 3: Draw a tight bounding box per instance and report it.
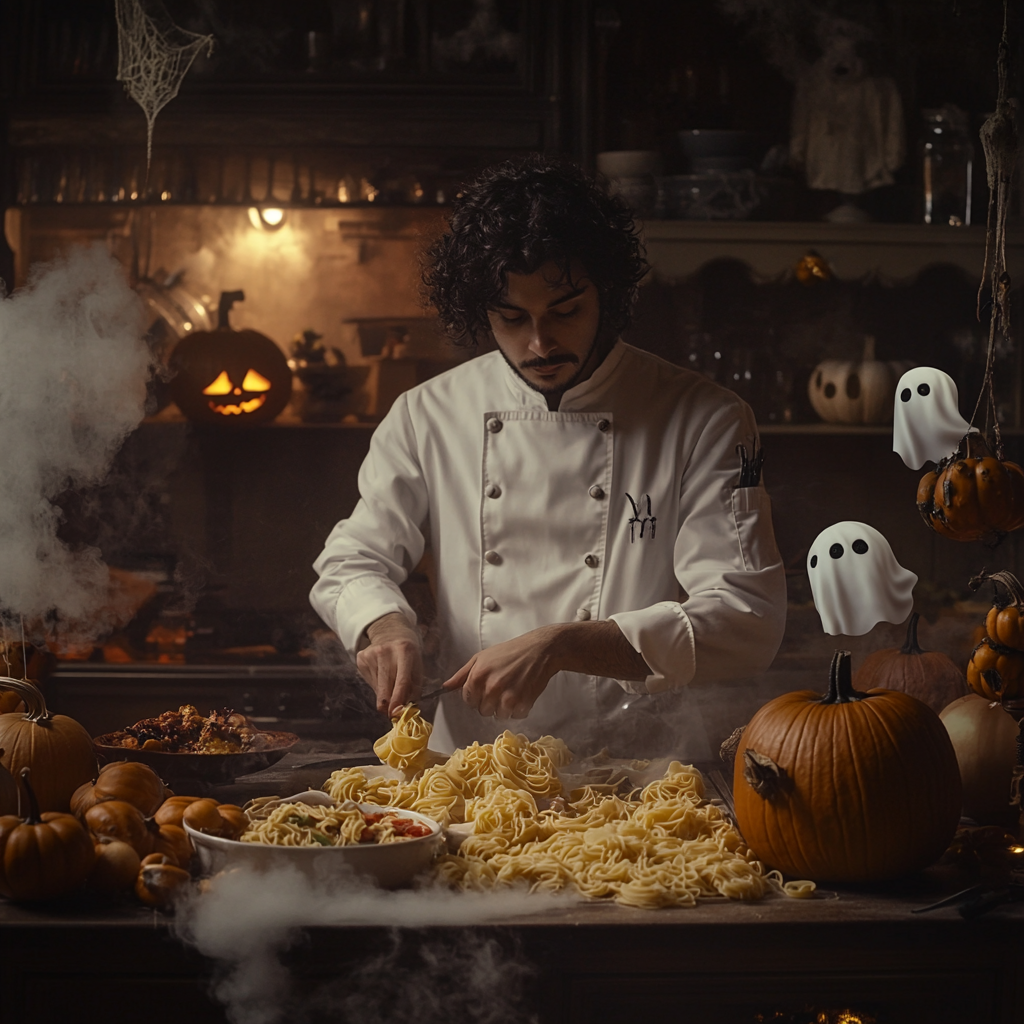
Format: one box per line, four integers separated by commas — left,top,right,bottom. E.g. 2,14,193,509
548,619,650,682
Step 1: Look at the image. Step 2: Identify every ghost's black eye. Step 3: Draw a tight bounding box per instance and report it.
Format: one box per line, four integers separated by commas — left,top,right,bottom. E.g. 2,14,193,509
810,554,818,568
852,539,869,554
900,388,911,402
829,543,844,559
917,383,930,396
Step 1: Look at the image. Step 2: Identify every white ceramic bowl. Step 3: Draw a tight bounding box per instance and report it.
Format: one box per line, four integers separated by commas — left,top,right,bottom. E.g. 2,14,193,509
184,791,443,889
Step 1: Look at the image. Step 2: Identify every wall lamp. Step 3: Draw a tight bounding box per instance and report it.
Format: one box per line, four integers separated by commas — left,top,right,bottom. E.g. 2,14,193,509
248,206,287,231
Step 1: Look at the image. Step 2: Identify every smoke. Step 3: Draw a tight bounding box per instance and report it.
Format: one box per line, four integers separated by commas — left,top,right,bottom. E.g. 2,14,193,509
0,244,153,641
173,864,569,1024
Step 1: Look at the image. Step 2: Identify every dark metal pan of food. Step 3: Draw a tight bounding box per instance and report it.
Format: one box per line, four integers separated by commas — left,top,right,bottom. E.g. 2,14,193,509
92,704,299,784
93,730,300,784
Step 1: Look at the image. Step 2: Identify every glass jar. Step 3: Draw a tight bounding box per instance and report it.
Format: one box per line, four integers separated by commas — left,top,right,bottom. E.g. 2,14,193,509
920,106,974,226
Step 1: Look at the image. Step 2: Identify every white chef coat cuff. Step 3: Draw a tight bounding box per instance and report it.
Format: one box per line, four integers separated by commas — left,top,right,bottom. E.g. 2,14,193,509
608,602,695,694
333,575,418,657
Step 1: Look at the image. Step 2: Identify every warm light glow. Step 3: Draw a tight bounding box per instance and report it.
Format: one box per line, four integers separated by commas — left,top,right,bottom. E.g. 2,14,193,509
1011,846,1024,854
209,395,267,416
202,371,234,396
241,368,272,392
248,206,287,230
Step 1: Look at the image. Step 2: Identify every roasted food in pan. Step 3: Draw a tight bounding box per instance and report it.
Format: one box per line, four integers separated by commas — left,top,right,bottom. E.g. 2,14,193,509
102,705,276,754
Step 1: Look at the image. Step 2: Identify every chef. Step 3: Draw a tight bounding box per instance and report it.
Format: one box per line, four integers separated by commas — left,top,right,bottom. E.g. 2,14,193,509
311,156,786,756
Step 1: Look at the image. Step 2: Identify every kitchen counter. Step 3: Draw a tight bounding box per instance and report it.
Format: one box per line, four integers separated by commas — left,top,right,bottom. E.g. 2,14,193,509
1,878,1022,1023
2,748,1022,1023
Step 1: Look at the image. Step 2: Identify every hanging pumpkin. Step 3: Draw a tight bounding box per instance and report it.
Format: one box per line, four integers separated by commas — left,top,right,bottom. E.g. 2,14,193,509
853,612,969,714
169,290,292,426
916,435,1024,542
967,639,1024,701
977,570,1024,650
808,336,912,425
71,761,170,819
0,678,97,814
940,694,1020,826
733,651,962,882
0,768,96,901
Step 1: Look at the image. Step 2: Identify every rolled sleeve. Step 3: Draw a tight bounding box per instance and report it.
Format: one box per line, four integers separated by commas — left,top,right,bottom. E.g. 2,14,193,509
310,393,428,659
609,601,696,693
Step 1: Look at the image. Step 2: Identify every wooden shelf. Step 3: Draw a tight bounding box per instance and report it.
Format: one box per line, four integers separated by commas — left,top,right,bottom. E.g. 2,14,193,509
641,220,1024,282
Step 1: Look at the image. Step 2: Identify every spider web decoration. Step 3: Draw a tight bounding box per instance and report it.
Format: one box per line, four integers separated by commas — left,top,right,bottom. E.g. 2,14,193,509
115,0,214,172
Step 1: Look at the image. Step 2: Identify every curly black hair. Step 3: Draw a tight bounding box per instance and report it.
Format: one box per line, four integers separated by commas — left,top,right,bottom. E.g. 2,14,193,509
423,155,648,346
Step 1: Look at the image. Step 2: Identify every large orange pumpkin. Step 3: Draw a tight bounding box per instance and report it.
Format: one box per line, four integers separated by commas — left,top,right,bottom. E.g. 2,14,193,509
853,612,969,714
733,651,962,882
0,678,96,814
916,435,1024,542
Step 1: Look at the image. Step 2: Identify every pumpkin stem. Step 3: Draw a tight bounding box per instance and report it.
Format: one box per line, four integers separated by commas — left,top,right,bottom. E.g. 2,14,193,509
0,677,49,723
970,570,1024,610
19,768,41,825
820,651,869,704
900,613,924,656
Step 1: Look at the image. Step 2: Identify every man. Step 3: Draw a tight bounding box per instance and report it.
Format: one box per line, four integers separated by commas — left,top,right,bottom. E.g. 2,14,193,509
311,156,786,755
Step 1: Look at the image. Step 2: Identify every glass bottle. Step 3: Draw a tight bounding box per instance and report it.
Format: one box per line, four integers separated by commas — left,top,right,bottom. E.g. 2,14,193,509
921,106,974,227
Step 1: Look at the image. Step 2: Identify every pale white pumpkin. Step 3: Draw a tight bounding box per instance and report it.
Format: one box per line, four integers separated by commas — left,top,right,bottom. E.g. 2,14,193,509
808,336,912,424
940,693,1020,826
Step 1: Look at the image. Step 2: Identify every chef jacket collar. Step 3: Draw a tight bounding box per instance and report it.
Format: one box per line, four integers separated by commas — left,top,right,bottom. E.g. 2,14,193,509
500,339,628,411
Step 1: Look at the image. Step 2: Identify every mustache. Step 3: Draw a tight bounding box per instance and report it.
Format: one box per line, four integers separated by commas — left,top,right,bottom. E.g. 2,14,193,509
519,353,579,370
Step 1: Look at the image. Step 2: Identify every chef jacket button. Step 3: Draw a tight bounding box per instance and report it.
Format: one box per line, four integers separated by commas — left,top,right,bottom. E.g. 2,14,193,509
483,596,498,612
486,417,503,433
485,484,501,499
597,419,610,432
589,485,605,499
584,554,600,568
575,608,591,621
484,549,502,565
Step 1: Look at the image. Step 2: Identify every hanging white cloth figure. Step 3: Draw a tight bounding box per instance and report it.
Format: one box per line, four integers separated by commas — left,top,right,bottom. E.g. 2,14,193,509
892,367,975,470
115,0,214,170
807,522,917,636
789,17,905,196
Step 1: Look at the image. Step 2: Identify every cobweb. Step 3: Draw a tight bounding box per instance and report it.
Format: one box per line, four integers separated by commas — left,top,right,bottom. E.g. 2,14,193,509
115,0,214,172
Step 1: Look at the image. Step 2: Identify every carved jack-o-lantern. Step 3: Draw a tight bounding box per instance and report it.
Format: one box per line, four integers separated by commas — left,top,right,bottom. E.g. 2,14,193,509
808,337,912,425
169,291,292,425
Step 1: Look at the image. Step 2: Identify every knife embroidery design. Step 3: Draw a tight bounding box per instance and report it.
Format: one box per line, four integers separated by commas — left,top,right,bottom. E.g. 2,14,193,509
626,493,656,542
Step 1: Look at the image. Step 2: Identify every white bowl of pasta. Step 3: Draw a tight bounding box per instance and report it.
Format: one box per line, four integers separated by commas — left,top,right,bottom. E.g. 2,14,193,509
184,790,444,889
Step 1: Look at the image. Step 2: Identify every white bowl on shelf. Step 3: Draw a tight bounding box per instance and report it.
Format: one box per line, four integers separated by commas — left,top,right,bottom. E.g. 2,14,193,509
184,790,443,889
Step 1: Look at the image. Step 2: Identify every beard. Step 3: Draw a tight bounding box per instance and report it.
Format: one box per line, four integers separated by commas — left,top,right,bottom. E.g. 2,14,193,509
496,330,611,398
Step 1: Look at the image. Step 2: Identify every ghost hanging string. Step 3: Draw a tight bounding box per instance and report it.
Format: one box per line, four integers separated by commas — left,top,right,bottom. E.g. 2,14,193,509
968,0,1017,461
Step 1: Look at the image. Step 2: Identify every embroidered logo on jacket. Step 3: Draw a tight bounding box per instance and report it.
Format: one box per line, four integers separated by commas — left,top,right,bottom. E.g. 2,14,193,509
626,493,656,541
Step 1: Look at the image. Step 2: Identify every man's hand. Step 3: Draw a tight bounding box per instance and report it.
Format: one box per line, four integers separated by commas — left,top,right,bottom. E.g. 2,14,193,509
444,620,650,720
357,612,423,717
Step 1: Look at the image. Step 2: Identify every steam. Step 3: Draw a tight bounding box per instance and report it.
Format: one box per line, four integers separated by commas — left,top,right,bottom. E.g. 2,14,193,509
0,244,152,641
174,865,568,1024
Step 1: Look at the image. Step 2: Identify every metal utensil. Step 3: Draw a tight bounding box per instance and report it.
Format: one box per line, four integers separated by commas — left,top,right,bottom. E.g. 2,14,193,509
416,680,450,702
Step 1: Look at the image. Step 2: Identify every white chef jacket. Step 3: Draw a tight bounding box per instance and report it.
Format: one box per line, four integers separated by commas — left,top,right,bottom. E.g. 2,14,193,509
311,341,786,756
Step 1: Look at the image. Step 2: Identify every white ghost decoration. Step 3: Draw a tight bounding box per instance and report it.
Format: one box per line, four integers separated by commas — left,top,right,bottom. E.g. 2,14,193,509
807,521,917,636
893,367,974,470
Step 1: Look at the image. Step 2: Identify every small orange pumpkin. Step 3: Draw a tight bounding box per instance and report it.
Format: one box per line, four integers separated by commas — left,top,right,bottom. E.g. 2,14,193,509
975,570,1024,650
154,795,202,829
87,837,142,896
182,798,246,840
71,761,170,819
135,853,190,907
0,768,96,901
733,650,962,882
917,435,1024,542
147,821,192,868
83,800,153,857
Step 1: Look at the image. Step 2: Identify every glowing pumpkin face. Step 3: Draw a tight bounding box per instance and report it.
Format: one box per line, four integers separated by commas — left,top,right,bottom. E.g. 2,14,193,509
202,368,274,416
169,328,292,426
